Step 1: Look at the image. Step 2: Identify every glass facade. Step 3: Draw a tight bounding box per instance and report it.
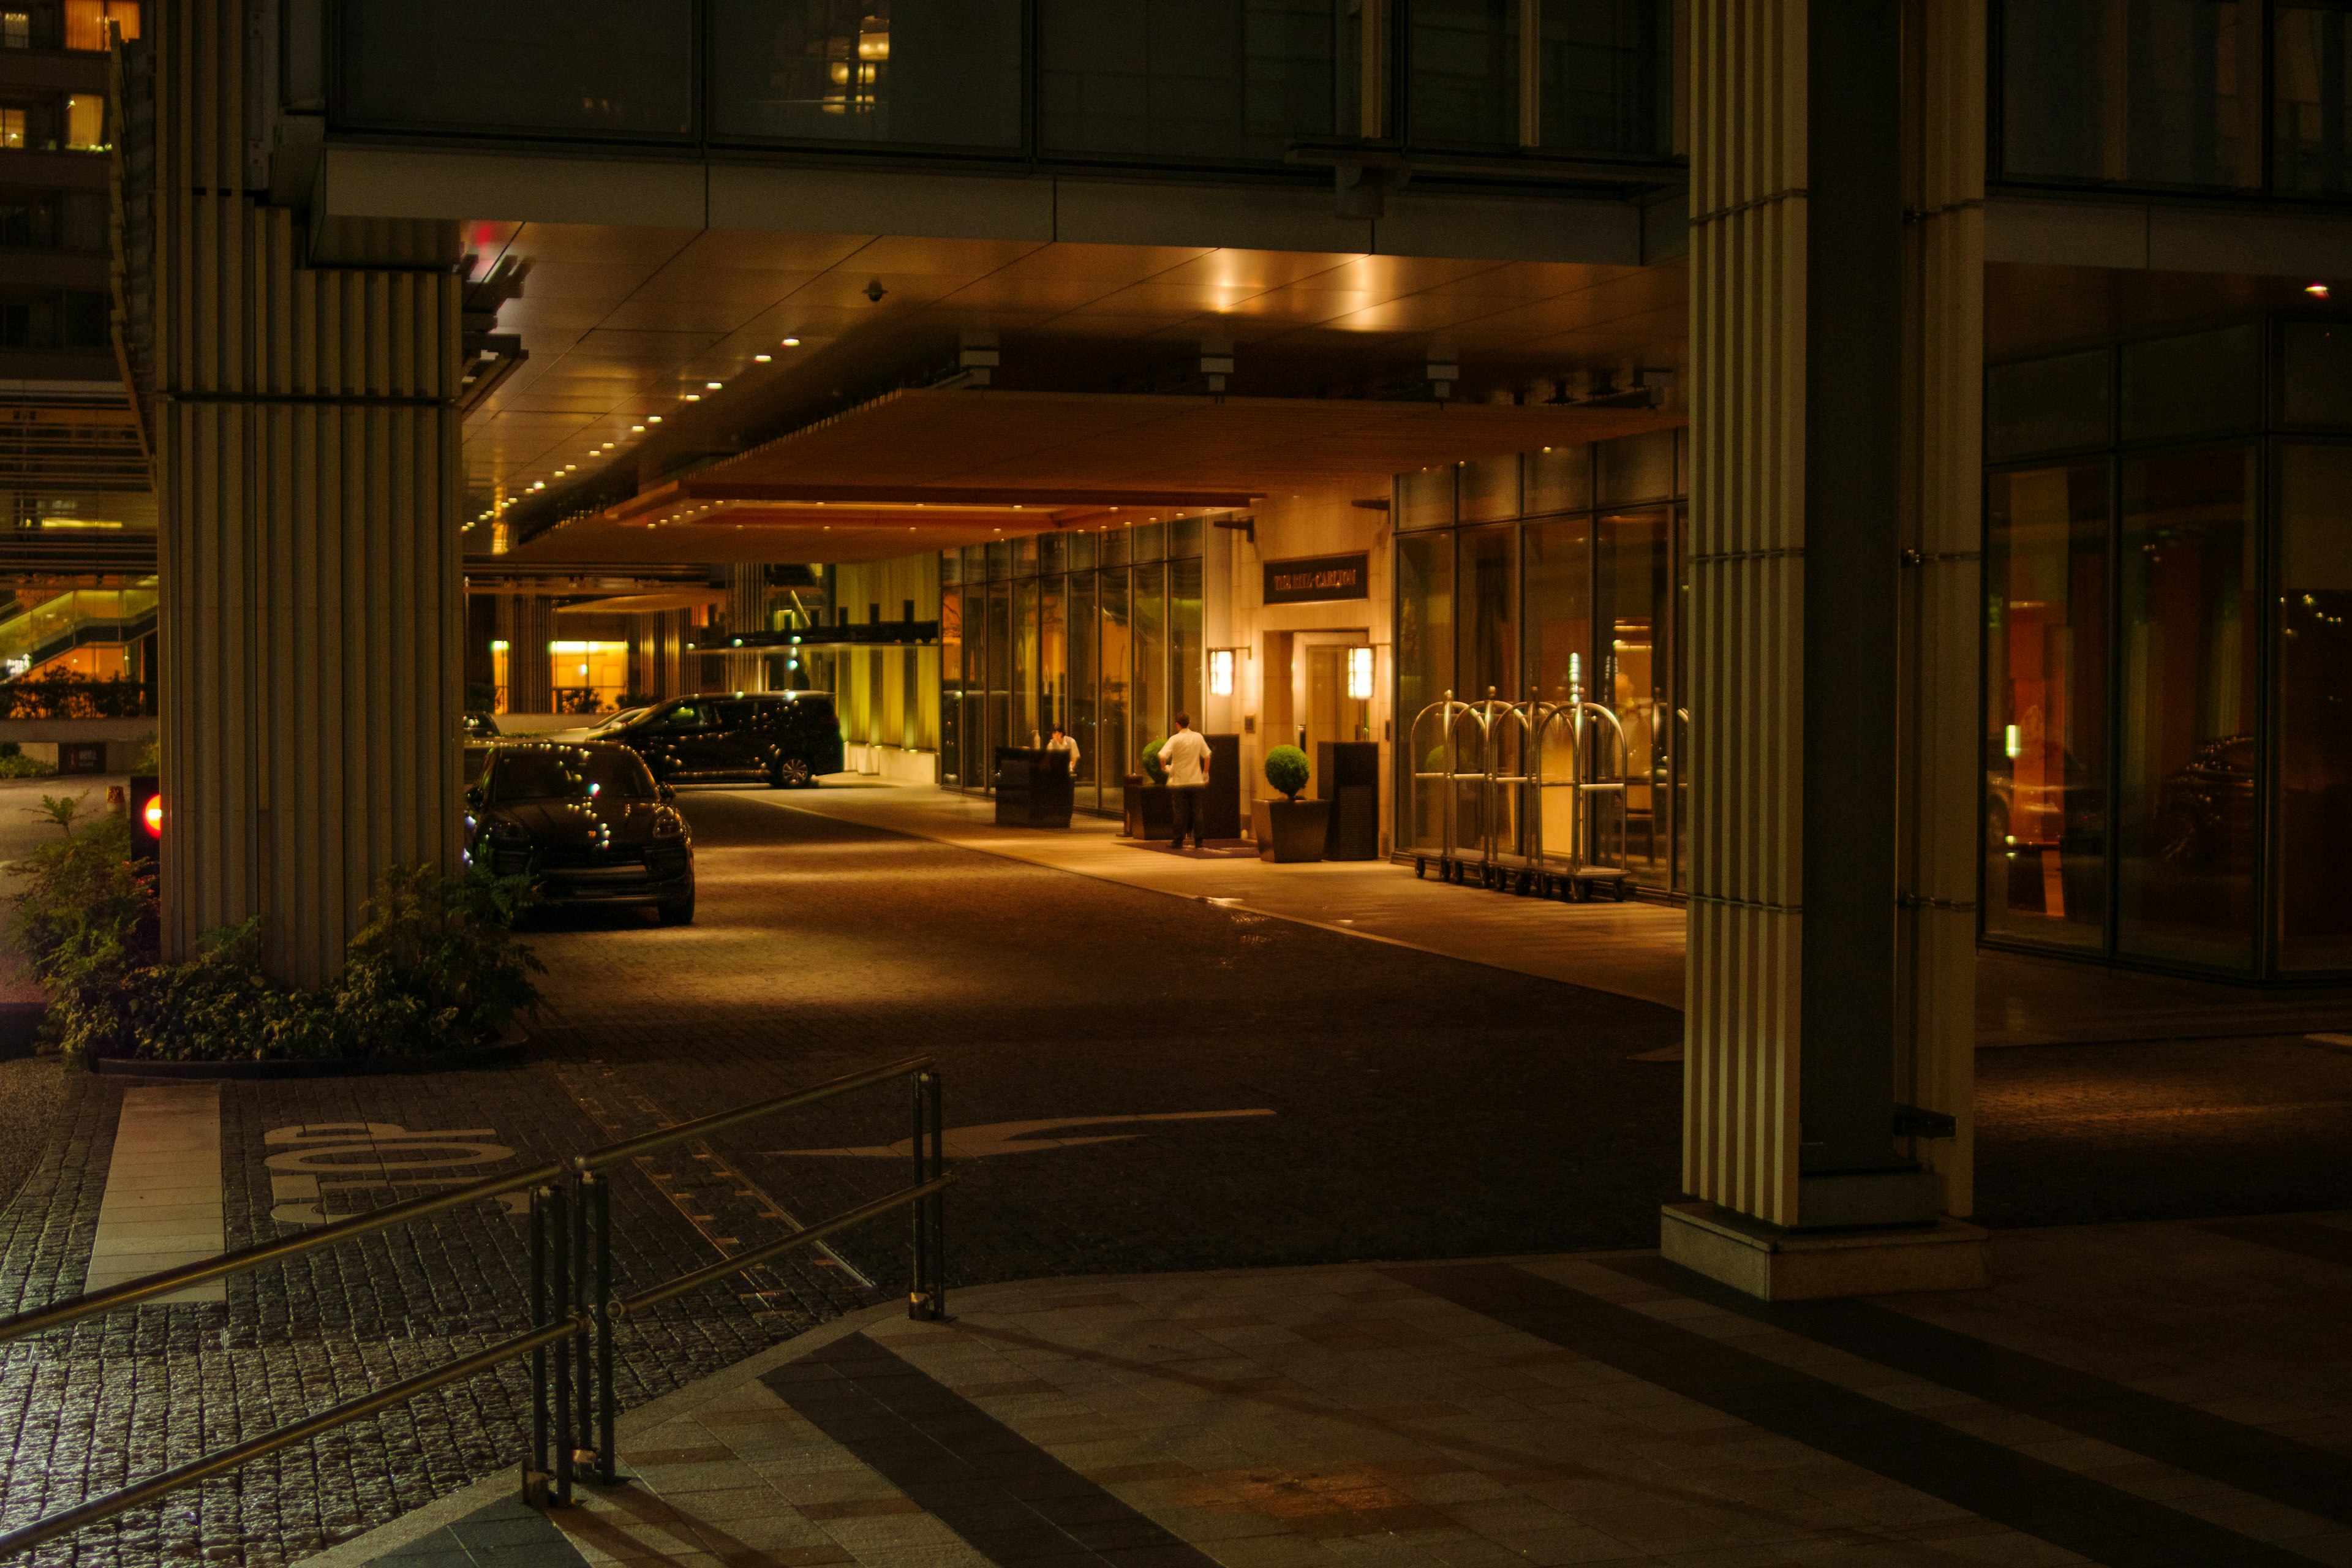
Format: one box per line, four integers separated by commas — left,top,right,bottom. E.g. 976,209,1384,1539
332,1,1676,168
1983,315,2352,980
1996,0,2352,198
949,522,1204,810
1392,431,1687,892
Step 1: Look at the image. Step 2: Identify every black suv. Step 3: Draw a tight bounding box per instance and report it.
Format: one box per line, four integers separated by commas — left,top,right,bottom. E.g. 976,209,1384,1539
591,692,843,788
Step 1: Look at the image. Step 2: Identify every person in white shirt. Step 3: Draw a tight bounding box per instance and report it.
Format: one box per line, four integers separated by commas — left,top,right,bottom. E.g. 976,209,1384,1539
1042,721,1080,775
1158,712,1212,850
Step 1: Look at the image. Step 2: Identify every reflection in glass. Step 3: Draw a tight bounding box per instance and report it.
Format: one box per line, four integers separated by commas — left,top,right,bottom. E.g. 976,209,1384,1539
1411,0,1519,145
1523,517,1593,872
1013,578,1038,749
1984,464,2110,950
338,0,694,138
710,0,1022,148
2116,448,2257,969
1070,574,1098,799
1395,532,1454,851
1452,526,1516,853
937,590,962,786
984,584,1010,790
1134,563,1166,766
1987,349,2112,460
2119,324,2261,443
1041,0,1337,160
1039,576,1068,739
1597,508,1672,884
1537,0,1672,155
1999,0,2259,189
1100,571,1132,790
1171,556,1204,728
2277,446,2352,969
2275,6,2352,194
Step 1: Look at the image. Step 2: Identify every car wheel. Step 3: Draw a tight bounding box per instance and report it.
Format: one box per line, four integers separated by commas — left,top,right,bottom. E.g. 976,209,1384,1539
658,889,695,925
771,756,813,789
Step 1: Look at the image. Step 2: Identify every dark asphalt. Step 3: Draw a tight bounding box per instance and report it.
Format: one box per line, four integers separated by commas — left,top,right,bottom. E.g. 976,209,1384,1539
1,785,2348,1567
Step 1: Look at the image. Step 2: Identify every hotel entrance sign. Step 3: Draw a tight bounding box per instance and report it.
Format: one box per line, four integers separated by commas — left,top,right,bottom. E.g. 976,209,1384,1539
1264,552,1370,606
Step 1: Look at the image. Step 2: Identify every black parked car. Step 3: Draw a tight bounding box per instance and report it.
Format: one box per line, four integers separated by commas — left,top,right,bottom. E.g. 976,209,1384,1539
465,742,695,924
586,692,843,788
461,710,501,737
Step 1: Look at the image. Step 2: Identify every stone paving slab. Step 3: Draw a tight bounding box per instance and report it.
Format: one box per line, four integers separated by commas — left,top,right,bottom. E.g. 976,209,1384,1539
315,1212,2352,1568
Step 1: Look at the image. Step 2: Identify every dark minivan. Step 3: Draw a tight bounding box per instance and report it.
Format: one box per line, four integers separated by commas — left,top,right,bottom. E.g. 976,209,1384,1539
589,692,842,788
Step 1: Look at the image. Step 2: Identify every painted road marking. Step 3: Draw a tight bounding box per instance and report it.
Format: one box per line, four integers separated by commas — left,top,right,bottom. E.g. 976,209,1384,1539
88,1084,225,1304
263,1122,525,1226
769,1109,1276,1159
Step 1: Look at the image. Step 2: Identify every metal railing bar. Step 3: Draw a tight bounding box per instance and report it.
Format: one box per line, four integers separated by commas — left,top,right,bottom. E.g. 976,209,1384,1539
614,1174,954,1320
0,1159,567,1344
0,1317,582,1561
572,1054,932,1174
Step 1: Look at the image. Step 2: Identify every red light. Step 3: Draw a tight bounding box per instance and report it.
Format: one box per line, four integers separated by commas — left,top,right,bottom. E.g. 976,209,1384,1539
141,795,163,837
2308,283,2332,300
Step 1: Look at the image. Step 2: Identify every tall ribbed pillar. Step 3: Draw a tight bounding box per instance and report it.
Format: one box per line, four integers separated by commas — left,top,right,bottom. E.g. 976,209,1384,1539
1679,0,1977,1270
153,0,464,984
1896,0,1985,1216
493,594,555,713
726,564,769,693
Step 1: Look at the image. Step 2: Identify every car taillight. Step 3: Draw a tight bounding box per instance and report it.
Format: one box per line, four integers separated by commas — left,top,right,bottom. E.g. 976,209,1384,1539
142,795,163,835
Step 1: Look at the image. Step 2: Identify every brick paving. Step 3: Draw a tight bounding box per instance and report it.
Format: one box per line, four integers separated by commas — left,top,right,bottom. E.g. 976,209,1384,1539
1,791,2349,1567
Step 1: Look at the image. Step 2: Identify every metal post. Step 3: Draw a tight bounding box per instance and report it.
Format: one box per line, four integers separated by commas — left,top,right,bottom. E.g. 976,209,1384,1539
524,1184,550,1506
909,1073,931,1319
592,1172,617,1486
551,1180,574,1507
571,1173,593,1486
925,1071,946,1321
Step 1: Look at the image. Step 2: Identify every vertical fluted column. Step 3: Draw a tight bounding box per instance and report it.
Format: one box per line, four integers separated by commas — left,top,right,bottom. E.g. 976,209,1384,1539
1683,0,1811,1226
153,0,463,984
1896,0,1986,1215
726,564,769,694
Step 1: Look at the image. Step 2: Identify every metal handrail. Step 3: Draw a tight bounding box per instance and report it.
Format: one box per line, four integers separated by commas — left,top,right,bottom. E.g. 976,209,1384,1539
0,1055,951,1560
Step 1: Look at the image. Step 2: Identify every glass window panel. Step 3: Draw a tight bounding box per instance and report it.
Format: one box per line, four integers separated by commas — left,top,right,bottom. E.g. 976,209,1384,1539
940,548,962,587
1396,467,1457,529
1069,573,1098,794
1537,0,1672,155
1999,0,2259,189
1525,445,1591,514
1014,578,1039,745
962,545,985,582
2283,322,2352,427
1459,455,1522,522
1067,530,1098,571
2273,5,2352,194
1012,533,1038,576
1597,428,1675,504
1597,509,1672,884
1101,571,1133,788
1395,531,1455,851
336,1,693,140
1040,0,1338,161
710,0,1022,149
1170,516,1204,557
1133,522,1165,562
1100,527,1131,567
2120,323,2262,443
1171,556,1204,728
1984,464,2111,951
2116,447,2258,970
986,583,1011,785
2277,445,2352,969
1524,516,1593,872
1411,0,1520,146
1456,524,1517,703
1039,575,1068,741
1988,349,2113,459
1134,562,1167,765
1040,533,1067,575
939,588,963,785
986,540,1010,579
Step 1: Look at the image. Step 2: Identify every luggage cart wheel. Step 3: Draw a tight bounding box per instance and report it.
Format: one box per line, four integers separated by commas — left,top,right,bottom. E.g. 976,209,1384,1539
1614,879,1630,902
1414,857,1426,879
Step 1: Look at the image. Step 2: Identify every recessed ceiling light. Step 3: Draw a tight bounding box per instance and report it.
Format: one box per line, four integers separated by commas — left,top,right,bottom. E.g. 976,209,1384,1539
706,381,723,390
754,353,772,363
684,393,701,401
782,337,801,347
647,416,662,424
630,424,645,432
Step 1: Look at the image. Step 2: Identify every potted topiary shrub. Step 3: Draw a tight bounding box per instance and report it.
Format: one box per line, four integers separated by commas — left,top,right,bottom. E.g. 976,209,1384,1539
1257,745,1329,863
1121,739,1175,841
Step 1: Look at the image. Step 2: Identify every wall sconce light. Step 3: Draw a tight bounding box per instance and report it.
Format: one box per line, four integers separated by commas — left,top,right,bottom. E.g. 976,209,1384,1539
1209,648,1236,697
1346,646,1374,701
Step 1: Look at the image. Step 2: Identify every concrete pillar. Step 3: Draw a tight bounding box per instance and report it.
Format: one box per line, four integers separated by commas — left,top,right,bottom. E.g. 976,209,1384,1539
631,608,688,701
1668,0,1985,1297
726,564,768,693
153,0,464,984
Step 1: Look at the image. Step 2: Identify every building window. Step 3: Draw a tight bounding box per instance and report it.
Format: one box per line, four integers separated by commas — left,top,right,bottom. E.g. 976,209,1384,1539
0,107,26,149
62,0,137,50
712,0,1023,151
549,639,629,714
1039,0,1340,162
2275,4,2352,192
2274,443,2352,969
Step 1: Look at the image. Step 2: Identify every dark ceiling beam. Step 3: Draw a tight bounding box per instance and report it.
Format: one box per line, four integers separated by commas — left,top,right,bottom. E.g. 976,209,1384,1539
608,479,1261,522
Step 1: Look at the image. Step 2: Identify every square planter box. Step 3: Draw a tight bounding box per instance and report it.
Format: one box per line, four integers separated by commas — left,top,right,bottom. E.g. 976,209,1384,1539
1255,797,1330,862
1122,779,1174,840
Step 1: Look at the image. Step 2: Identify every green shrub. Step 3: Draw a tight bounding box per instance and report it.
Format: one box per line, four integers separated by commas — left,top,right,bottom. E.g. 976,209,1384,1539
7,799,540,1064
0,750,54,777
1141,737,1167,785
132,731,159,775
1264,745,1311,802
